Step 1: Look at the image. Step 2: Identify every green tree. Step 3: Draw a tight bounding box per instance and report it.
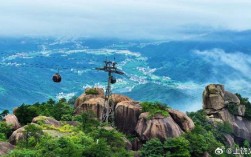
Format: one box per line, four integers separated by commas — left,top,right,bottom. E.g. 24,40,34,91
74,111,99,132
164,136,190,157
0,110,9,120
82,139,112,157
6,149,38,157
141,101,170,119
23,124,43,148
68,96,78,106
141,138,164,157
0,122,12,141
236,93,251,120
14,104,38,125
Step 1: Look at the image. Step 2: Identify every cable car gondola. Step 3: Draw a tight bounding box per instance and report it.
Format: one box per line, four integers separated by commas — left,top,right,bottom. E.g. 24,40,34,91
110,76,116,84
52,72,62,83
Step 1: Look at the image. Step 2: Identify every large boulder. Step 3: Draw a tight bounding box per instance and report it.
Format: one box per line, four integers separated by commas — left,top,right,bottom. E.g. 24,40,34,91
74,97,105,120
0,142,15,156
9,126,26,145
32,116,61,127
224,91,240,105
9,125,68,145
168,109,195,132
111,94,132,105
74,87,104,108
115,101,142,134
216,109,251,142
74,88,132,120
3,114,21,130
203,84,251,143
203,84,225,110
135,112,183,141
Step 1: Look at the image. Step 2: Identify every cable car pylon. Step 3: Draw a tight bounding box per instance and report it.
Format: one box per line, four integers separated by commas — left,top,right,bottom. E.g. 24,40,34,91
95,59,125,125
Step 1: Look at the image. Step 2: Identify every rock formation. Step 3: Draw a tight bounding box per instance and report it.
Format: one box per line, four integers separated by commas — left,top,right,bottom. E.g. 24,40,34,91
0,142,15,156
135,112,184,141
203,84,251,143
9,126,26,145
168,109,195,132
32,116,61,127
73,87,195,148
203,84,225,111
3,114,21,130
115,101,142,134
74,88,133,120
111,94,132,105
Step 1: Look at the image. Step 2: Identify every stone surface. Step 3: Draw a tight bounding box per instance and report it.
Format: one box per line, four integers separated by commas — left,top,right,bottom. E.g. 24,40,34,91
111,94,132,105
32,116,61,127
0,142,15,156
74,88,104,108
203,84,225,110
3,114,21,130
223,134,235,147
74,97,105,120
135,112,183,141
224,91,240,105
203,84,251,143
9,126,26,145
115,101,142,134
168,109,195,132
237,105,246,117
123,137,133,150
74,89,133,120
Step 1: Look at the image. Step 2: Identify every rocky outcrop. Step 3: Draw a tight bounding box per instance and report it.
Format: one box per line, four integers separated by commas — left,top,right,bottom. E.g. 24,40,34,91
9,126,26,145
74,87,105,109
3,114,21,130
168,109,195,132
74,87,195,148
223,134,235,147
203,84,251,143
115,101,142,134
74,97,105,120
203,84,225,111
32,116,61,127
135,112,184,141
0,142,15,156
9,117,71,145
224,91,240,105
74,88,133,120
111,94,132,105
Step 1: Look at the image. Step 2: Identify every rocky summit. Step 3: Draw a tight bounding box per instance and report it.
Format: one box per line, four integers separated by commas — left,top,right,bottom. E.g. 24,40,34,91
203,84,251,144
74,88,195,148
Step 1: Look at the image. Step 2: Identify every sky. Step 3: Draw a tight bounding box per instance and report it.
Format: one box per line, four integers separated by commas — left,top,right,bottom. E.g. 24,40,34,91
0,0,251,39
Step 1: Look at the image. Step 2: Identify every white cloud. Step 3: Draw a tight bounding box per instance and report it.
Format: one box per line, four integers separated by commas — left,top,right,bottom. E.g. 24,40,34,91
56,92,76,100
193,49,251,77
0,0,251,39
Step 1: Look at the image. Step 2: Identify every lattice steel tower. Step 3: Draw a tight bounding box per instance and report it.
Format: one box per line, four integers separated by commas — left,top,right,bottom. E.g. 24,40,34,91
96,60,124,124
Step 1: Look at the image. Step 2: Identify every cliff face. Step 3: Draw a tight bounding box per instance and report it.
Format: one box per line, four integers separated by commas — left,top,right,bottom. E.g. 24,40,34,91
203,84,251,143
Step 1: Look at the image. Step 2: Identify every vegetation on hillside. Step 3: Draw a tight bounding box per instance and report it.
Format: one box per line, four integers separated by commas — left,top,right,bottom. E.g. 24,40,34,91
85,89,99,95
236,93,251,120
14,98,74,125
140,101,169,119
1,97,251,156
1,99,132,157
226,93,251,120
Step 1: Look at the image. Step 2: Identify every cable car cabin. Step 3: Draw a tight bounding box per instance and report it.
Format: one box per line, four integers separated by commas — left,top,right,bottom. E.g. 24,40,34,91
52,73,61,83
110,76,116,84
